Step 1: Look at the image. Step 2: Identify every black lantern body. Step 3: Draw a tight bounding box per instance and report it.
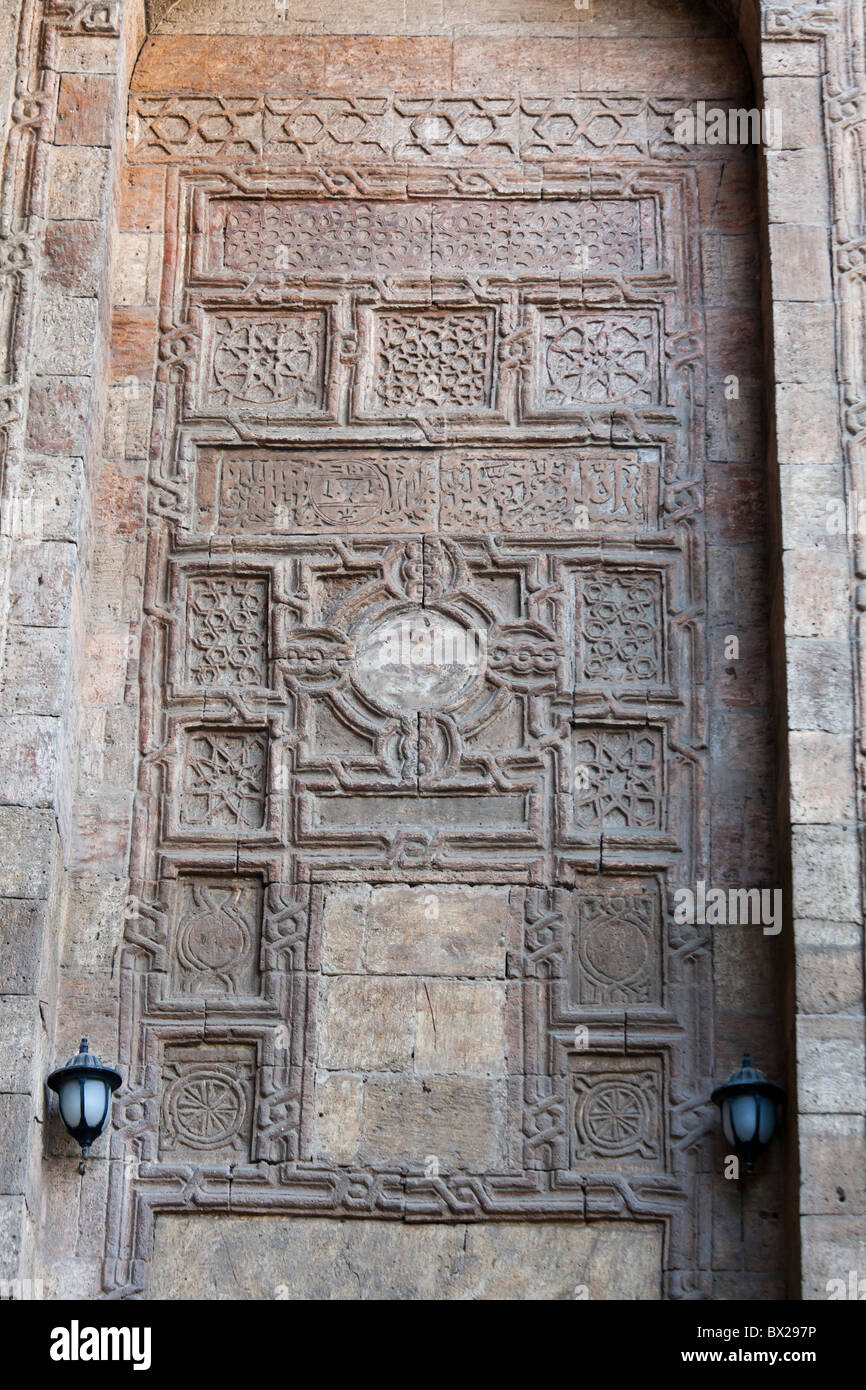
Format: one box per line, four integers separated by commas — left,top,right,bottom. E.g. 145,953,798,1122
711,1053,784,1174
47,1038,122,1161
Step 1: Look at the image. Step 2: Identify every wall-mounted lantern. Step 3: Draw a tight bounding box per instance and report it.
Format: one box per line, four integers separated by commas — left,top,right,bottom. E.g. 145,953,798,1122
711,1052,784,1175
47,1038,122,1172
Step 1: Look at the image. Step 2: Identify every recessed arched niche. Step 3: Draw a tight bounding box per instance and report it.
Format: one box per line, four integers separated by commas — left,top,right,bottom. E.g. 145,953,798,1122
99,0,782,1301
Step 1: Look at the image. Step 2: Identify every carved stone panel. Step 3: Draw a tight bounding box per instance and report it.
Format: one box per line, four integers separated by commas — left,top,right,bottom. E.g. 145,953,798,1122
113,137,715,1300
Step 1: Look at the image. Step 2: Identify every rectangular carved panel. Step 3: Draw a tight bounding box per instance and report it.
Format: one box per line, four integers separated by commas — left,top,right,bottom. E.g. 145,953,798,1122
210,197,653,279
114,137,718,1302
194,449,438,534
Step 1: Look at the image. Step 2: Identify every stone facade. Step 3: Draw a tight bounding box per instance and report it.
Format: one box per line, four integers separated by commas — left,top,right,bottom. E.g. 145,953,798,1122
0,0,863,1301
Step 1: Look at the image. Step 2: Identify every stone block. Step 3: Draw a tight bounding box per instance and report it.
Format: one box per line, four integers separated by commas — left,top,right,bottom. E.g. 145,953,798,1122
801,1216,866,1299
762,41,822,78
325,36,451,90
414,980,506,1076
762,76,824,150
68,795,133,875
151,1214,664,1300
0,898,47,993
765,148,830,225
7,540,76,627
791,826,861,923
775,383,842,467
133,35,324,91
783,551,849,639
788,731,856,824
769,224,832,302
0,626,69,716
786,638,853,733
795,945,864,1016
42,220,103,296
705,308,762,381
0,995,41,1093
118,165,165,234
59,873,128,972
799,1114,866,1216
797,1016,866,1114
81,624,129,707
313,1073,363,1165
773,303,835,385
361,1075,505,1169
706,380,762,464
25,378,90,456
706,464,767,544
317,976,415,1070
0,1195,31,1282
111,232,161,306
46,147,109,221
0,808,55,898
55,73,115,147
55,35,119,74
109,307,158,380
32,295,98,377
321,882,509,977
0,1094,32,1194
0,717,58,807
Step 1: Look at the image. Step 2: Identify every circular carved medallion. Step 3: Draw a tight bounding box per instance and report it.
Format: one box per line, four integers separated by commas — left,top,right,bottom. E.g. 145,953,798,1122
164,1068,247,1149
580,915,649,991
354,606,484,713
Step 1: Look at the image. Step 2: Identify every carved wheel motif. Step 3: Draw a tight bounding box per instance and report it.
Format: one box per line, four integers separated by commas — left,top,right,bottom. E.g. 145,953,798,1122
163,1068,248,1149
580,1081,650,1154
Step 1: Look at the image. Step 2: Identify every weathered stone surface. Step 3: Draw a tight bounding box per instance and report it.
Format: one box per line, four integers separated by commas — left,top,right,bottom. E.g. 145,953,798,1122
46,147,109,222
55,74,115,148
0,809,55,899
800,1217,866,1301
0,899,47,994
361,1075,505,1169
320,883,508,977
799,1114,866,1216
151,1215,664,1300
791,827,861,923
797,1017,866,1115
414,980,506,1076
318,976,416,1071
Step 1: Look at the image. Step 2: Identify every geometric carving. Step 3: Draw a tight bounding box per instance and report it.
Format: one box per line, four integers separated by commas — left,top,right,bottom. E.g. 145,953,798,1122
572,728,663,831
570,1058,662,1168
204,312,327,414
580,571,662,684
431,199,645,276
114,111,718,1297
159,1044,256,1160
130,93,693,167
222,200,430,276
215,197,648,279
538,311,657,407
186,576,268,687
170,877,262,997
567,888,660,1004
180,729,267,832
368,310,495,415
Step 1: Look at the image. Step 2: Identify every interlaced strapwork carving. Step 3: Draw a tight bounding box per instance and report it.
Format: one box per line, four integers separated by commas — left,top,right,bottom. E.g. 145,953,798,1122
113,138,712,1301
186,576,268,687
181,730,267,830
581,572,662,683
372,311,494,412
541,311,657,406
